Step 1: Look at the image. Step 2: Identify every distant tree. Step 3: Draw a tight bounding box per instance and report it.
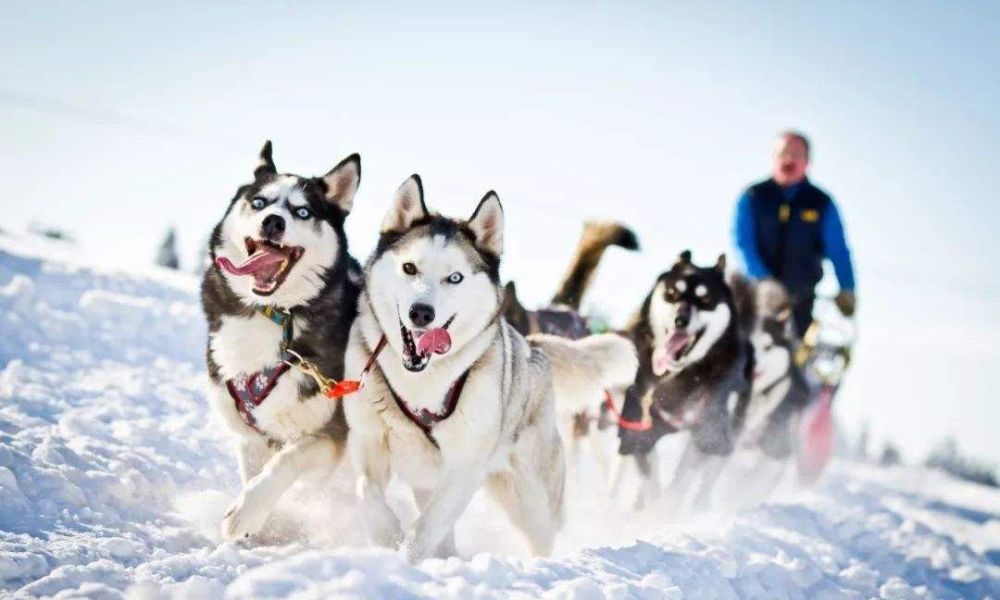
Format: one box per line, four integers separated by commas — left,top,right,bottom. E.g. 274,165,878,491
879,442,902,467
28,222,76,243
854,421,871,462
925,436,998,488
156,227,181,270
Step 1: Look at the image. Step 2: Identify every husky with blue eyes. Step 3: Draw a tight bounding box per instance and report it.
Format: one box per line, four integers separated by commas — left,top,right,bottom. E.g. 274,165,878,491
201,141,361,541
344,175,637,562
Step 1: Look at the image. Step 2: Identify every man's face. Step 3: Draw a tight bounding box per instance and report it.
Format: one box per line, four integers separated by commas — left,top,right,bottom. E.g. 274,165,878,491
772,135,809,187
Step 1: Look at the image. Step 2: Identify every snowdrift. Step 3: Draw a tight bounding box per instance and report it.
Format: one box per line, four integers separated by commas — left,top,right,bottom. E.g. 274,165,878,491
0,232,997,599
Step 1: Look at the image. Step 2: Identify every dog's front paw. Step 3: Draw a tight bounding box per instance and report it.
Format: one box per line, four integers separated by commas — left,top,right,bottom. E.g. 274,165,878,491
399,533,429,564
221,493,270,541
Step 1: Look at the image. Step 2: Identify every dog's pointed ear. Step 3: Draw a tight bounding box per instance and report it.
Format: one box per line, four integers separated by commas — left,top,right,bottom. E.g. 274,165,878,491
675,249,692,267
716,253,726,273
381,175,428,233
255,141,276,178
320,153,361,214
468,191,504,257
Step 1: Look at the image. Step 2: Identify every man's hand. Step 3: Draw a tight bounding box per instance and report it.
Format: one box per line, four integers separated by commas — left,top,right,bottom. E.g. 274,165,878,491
835,290,856,317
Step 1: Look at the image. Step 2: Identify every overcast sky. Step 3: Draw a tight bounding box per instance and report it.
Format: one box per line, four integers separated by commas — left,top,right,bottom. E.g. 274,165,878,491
2,1,998,463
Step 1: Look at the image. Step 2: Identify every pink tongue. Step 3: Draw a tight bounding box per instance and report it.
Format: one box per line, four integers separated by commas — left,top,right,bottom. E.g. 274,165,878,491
666,331,692,358
215,249,285,277
651,332,692,376
417,328,452,356
652,347,671,376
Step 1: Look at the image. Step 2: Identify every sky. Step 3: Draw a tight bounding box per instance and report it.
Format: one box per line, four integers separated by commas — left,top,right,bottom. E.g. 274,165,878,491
2,1,998,463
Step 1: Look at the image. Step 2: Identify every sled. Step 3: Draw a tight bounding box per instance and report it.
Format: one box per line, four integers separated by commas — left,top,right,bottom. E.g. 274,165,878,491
794,298,855,482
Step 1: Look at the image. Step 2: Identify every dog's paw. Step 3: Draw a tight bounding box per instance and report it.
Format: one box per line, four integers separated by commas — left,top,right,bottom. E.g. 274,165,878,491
220,494,270,541
398,533,429,564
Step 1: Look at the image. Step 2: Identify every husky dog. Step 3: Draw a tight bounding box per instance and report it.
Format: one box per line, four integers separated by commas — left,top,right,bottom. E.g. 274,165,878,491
344,176,637,561
613,251,753,510
201,141,361,540
503,220,639,338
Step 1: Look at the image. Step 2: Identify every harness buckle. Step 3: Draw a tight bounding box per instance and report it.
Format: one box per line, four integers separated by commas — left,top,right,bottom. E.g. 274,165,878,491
283,349,335,393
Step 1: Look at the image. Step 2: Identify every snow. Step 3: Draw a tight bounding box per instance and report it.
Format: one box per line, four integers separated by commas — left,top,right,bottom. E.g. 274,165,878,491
1,230,998,599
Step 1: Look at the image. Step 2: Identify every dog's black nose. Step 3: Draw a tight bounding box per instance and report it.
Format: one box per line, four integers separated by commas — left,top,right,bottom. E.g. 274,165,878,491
409,303,436,328
261,214,285,240
674,309,690,329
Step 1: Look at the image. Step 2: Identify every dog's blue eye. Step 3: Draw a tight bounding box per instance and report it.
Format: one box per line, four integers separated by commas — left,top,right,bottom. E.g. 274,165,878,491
251,197,266,210
295,207,311,219
446,272,464,284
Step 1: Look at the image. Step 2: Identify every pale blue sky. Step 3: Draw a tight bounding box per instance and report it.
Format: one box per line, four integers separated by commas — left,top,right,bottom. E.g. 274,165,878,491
2,1,998,462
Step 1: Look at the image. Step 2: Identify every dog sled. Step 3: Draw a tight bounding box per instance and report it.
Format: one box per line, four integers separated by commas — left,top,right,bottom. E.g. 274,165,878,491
794,296,855,482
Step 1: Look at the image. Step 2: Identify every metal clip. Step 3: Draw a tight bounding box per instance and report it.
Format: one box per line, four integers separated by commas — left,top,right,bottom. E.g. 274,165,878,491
283,349,334,393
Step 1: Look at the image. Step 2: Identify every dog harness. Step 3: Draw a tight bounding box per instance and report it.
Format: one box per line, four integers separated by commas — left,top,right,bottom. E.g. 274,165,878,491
225,305,294,435
384,369,471,449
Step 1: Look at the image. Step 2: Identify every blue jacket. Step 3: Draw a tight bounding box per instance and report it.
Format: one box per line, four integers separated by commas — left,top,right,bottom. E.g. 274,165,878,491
734,178,855,294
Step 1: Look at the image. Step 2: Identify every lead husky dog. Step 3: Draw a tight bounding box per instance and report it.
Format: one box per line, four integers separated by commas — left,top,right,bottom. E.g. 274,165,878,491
202,142,361,540
612,251,753,510
344,176,637,561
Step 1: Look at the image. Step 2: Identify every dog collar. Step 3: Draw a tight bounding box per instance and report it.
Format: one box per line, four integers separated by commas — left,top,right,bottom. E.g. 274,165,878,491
255,304,293,350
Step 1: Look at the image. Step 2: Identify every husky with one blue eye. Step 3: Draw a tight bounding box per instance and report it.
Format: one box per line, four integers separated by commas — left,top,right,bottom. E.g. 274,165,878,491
344,175,638,561
201,141,362,540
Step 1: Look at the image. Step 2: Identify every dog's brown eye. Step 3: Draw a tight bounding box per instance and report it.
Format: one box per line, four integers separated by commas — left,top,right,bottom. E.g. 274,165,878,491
402,262,418,276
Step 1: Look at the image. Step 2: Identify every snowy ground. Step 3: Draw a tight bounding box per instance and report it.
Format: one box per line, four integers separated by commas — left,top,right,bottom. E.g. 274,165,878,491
0,231,997,599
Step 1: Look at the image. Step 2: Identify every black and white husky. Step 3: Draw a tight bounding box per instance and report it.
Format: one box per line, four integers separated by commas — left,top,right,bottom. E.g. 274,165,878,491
201,142,361,540
344,176,637,561
612,251,753,510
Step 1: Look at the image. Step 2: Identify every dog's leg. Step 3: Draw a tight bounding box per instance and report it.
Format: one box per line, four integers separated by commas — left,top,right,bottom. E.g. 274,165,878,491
401,465,485,563
635,450,663,509
691,455,726,511
236,436,271,484
350,429,402,549
488,427,566,556
412,489,457,558
222,434,342,540
663,440,704,514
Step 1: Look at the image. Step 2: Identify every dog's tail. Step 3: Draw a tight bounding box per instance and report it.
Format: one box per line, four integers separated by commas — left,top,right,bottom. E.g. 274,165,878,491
529,333,638,415
550,221,639,310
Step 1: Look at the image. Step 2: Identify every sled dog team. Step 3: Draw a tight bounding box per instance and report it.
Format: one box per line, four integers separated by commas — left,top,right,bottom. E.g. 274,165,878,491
203,143,808,561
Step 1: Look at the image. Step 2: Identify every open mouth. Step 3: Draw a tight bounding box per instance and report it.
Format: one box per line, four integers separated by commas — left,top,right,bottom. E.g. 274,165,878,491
398,315,456,373
215,237,304,296
651,327,705,376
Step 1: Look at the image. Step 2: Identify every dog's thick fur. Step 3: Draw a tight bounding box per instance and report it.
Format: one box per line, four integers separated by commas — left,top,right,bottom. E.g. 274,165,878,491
202,142,361,540
612,251,753,510
344,177,637,561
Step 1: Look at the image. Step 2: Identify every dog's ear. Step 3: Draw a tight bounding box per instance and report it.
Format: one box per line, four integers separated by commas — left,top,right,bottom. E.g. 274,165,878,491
715,253,726,273
254,140,276,178
468,191,504,257
678,249,692,264
382,175,428,233
320,154,361,214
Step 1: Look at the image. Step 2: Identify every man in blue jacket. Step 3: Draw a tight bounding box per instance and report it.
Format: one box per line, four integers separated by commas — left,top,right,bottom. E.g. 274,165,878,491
734,131,856,335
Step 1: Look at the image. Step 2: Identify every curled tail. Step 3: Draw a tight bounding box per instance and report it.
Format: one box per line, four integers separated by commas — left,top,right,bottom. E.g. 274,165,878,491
529,333,638,415
550,221,639,310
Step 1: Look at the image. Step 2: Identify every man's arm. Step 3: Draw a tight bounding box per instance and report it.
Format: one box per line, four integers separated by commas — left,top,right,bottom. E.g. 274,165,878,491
733,190,771,279
821,201,856,291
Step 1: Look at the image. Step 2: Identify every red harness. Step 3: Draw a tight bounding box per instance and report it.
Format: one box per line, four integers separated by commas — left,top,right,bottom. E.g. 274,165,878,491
384,370,471,448
226,362,291,435
603,389,708,432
